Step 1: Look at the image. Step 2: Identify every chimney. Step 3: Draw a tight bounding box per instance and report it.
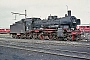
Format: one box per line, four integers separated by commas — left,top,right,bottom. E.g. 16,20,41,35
68,10,71,16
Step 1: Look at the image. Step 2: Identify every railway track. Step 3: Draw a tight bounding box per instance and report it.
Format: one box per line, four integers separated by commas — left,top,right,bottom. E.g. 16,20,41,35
0,38,90,48
0,39,90,60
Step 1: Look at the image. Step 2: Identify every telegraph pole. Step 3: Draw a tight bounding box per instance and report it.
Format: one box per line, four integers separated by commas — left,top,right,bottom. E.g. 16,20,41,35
66,5,68,12
11,10,27,20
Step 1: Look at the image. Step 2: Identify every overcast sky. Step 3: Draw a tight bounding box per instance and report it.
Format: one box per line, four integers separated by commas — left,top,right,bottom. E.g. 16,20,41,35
0,0,90,28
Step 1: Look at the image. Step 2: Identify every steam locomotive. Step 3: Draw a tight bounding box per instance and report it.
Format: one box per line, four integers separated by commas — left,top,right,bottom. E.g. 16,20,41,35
10,10,81,41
